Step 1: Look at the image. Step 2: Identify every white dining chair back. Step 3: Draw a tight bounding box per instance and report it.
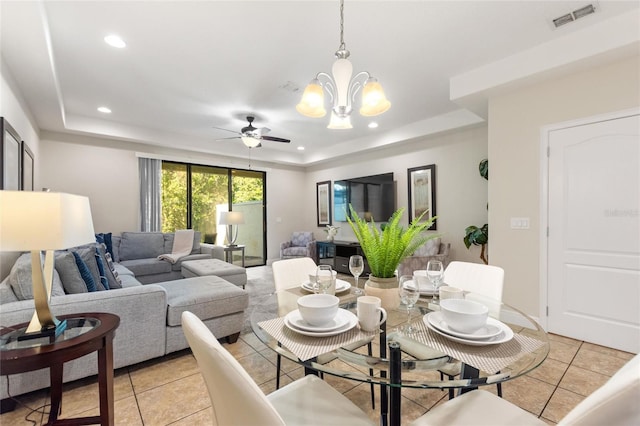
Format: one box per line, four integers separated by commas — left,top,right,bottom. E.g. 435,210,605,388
182,311,374,426
443,261,504,302
409,353,640,426
272,257,317,291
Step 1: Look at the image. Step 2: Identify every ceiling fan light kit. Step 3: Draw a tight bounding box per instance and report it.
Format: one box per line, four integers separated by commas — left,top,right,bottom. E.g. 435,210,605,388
296,0,390,129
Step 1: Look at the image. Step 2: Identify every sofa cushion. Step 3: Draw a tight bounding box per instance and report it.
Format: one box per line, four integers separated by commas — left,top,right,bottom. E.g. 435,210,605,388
119,258,172,276
8,252,66,300
54,251,88,295
171,253,211,271
119,232,165,261
291,231,314,247
282,246,311,257
163,231,202,255
156,276,248,326
0,276,18,303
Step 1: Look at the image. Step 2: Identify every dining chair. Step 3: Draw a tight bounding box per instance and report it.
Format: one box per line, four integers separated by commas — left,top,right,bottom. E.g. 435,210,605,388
409,352,640,426
271,257,376,408
440,261,505,399
181,311,375,426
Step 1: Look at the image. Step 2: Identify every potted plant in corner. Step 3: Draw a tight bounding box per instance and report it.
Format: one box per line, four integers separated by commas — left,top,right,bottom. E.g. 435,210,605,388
347,205,437,308
464,159,489,264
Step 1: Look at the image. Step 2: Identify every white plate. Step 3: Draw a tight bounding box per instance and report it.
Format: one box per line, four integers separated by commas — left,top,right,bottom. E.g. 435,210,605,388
427,311,503,340
285,309,350,332
284,309,358,337
423,313,514,346
301,279,352,293
406,281,438,296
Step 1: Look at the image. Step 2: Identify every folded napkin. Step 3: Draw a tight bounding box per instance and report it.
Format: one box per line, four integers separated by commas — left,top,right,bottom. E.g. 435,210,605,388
158,229,194,264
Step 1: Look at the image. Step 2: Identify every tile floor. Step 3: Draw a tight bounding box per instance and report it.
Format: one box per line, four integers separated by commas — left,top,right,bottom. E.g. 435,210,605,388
1,267,634,425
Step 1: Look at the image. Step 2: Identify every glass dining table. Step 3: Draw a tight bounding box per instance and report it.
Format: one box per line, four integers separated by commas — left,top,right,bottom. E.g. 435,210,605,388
251,286,549,426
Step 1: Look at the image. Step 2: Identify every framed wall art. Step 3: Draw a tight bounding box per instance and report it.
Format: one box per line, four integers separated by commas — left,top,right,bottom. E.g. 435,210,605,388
1,117,22,190
22,141,34,191
316,180,332,227
407,164,436,230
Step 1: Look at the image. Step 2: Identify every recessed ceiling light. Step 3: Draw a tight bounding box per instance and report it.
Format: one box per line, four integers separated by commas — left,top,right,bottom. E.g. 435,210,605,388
104,34,126,48
297,146,305,151
368,122,379,129
97,106,112,114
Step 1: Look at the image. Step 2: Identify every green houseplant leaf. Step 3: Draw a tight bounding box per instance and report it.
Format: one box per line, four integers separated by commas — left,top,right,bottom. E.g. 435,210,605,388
347,205,438,278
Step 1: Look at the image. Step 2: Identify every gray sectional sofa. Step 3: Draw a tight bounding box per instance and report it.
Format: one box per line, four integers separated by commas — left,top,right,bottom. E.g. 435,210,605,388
0,231,249,403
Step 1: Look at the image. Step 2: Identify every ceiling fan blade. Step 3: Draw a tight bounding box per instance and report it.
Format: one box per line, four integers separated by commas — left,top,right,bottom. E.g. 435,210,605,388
261,136,290,143
212,126,240,135
215,136,240,141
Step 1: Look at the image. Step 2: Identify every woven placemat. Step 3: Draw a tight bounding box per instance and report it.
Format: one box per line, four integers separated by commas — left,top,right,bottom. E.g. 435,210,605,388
405,318,546,373
258,316,375,362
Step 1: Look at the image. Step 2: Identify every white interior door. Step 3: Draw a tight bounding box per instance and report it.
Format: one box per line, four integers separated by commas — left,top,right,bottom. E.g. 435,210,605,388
547,113,639,353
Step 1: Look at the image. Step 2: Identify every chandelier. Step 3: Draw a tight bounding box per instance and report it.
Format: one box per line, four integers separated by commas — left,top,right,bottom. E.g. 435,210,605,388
296,0,390,129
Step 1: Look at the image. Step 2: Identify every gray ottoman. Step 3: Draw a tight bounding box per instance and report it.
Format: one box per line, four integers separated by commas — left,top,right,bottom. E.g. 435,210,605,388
181,258,247,288
156,276,249,352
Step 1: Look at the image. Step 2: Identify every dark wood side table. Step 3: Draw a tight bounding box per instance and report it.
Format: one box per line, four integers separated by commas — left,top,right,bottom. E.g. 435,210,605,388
1,312,120,426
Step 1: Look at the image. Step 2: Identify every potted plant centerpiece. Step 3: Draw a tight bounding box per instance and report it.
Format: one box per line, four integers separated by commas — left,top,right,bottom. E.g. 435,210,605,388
347,205,438,308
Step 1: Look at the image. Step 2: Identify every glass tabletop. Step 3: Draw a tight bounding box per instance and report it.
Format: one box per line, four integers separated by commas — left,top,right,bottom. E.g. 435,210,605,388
251,288,549,390
0,317,102,351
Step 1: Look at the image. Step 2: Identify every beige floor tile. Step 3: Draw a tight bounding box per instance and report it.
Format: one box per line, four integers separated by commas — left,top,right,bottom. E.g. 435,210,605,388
572,347,629,376
580,342,634,361
235,351,278,386
0,389,49,426
548,333,581,348
500,375,555,416
129,350,199,393
74,395,143,426
527,357,569,386
136,373,210,426
168,407,214,425
258,347,299,374
223,336,260,358
548,339,581,364
57,370,134,418
559,365,609,396
541,387,585,423
240,331,269,352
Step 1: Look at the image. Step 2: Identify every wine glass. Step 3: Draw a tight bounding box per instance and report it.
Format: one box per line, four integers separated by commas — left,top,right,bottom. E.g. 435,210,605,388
349,255,364,296
315,264,334,294
426,260,444,304
398,275,420,334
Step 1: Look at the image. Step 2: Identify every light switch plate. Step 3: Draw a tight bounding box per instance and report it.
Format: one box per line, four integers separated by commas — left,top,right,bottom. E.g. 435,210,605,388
510,217,530,229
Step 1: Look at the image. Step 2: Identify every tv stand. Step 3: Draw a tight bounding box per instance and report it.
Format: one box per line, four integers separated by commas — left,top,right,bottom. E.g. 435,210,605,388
316,240,370,275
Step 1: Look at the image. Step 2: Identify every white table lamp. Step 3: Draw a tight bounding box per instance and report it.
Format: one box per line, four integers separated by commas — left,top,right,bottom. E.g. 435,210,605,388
0,191,95,339
219,211,244,246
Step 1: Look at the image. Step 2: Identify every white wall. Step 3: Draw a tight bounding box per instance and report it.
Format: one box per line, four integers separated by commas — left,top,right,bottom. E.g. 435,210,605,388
37,133,307,262
489,55,640,317
0,62,41,280
305,126,489,264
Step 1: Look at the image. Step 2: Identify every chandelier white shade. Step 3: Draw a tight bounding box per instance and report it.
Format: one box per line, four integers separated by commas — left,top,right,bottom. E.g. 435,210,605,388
296,0,390,128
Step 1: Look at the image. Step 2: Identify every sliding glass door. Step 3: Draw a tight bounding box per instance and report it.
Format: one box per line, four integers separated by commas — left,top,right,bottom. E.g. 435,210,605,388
161,162,266,266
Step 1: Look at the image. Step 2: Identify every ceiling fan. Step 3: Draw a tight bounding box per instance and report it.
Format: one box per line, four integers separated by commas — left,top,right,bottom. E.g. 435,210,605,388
213,116,291,148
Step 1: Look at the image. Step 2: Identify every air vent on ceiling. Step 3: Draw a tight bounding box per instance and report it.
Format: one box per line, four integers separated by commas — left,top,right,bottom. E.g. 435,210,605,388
552,3,596,28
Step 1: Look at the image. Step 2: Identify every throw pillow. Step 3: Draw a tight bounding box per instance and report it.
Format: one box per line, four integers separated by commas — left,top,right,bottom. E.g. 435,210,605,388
94,248,110,290
95,232,115,259
75,246,106,290
72,252,97,292
96,243,122,289
55,251,88,294
7,252,66,300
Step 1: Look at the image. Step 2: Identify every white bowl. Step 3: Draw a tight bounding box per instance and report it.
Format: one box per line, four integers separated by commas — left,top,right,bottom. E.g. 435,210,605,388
297,294,339,326
440,298,488,333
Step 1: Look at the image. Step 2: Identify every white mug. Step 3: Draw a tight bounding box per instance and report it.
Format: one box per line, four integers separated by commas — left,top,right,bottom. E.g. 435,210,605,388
357,296,387,332
439,286,465,300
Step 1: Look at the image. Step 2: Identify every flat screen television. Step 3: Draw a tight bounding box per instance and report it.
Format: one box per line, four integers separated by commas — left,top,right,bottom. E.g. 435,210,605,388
334,172,395,222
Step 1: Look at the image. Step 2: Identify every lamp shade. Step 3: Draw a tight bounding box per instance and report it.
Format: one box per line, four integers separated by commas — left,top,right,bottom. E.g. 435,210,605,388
359,77,391,117
219,211,245,226
296,79,327,118
0,191,95,251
